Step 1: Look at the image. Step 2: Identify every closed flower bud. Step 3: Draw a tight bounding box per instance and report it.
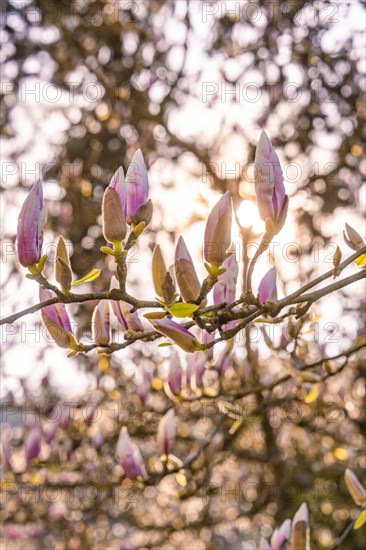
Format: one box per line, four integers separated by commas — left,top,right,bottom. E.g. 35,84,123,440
204,191,232,265
152,244,167,298
290,503,310,550
271,519,291,550
345,468,366,506
134,198,153,227
167,354,184,395
25,425,41,465
116,426,146,479
162,271,176,306
135,368,151,403
255,131,288,234
148,317,197,353
258,267,277,304
40,288,74,348
157,409,176,456
343,223,365,251
109,166,127,213
56,257,72,292
110,277,143,332
102,187,127,243
17,181,47,267
91,300,110,345
213,255,238,305
125,149,149,224
55,236,72,291
1,430,13,471
175,236,201,302
186,353,206,388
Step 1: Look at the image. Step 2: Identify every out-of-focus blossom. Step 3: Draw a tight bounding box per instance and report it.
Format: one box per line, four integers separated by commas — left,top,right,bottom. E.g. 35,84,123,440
345,468,366,506
167,354,184,395
92,427,105,450
175,236,201,302
204,191,232,265
290,502,310,550
116,426,146,479
92,300,110,345
1,430,13,470
102,187,127,243
125,149,151,225
110,277,143,332
55,235,72,291
135,367,151,403
271,518,291,550
25,425,41,465
157,409,176,456
17,181,47,267
213,254,238,305
83,401,100,427
48,502,67,521
152,244,167,298
186,353,206,388
343,223,365,251
148,317,198,353
254,131,288,234
258,267,277,304
40,288,74,348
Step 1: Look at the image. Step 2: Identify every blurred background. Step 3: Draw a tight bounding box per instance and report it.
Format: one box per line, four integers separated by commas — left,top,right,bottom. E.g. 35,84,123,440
1,1,365,549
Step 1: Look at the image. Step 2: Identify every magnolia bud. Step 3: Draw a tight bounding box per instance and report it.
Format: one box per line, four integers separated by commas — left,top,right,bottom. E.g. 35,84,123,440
343,223,365,251
102,187,127,243
162,271,176,306
290,503,310,550
152,244,167,298
157,409,176,456
56,257,72,292
345,468,366,506
134,199,153,227
175,236,201,302
204,192,232,265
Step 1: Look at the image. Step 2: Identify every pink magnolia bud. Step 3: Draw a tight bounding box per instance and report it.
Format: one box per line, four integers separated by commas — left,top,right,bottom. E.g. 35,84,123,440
271,518,291,550
135,368,151,403
92,427,105,450
255,131,288,234
109,166,127,213
92,300,110,345
345,468,366,506
167,354,184,395
152,244,167,298
55,235,72,291
102,187,127,243
175,236,201,302
343,223,365,251
17,181,47,267
25,425,41,465
116,426,146,479
125,149,150,225
40,288,74,348
290,503,310,550
186,353,206,388
1,430,13,471
157,409,176,456
204,191,232,265
110,277,144,332
148,317,198,353
213,254,238,305
258,267,277,304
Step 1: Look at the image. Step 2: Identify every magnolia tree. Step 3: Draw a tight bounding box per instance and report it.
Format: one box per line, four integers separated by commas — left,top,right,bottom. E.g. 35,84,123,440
1,134,366,549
